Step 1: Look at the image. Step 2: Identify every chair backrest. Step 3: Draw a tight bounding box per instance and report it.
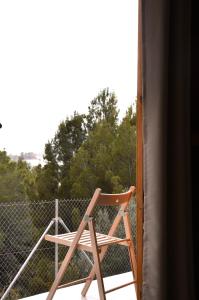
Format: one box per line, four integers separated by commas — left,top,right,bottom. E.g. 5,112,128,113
97,186,136,206
81,186,136,226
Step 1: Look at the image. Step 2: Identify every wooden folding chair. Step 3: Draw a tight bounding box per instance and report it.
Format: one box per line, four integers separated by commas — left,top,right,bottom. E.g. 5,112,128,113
45,186,137,300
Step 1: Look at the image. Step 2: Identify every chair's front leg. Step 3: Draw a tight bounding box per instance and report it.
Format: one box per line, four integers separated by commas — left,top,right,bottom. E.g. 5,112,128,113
46,227,86,299
81,203,128,296
46,245,76,300
88,219,106,300
81,245,108,297
123,212,137,297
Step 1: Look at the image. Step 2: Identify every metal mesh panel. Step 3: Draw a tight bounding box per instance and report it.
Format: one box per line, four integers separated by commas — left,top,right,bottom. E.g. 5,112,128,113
0,197,136,299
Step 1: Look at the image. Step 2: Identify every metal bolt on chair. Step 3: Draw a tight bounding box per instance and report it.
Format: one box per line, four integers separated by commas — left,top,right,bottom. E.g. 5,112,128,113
45,186,137,300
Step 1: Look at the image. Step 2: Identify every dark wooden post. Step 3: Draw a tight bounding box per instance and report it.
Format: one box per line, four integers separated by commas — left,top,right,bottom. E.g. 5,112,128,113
136,0,143,299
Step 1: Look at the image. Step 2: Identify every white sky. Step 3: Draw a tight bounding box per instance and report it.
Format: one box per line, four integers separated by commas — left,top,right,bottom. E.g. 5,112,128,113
0,0,138,155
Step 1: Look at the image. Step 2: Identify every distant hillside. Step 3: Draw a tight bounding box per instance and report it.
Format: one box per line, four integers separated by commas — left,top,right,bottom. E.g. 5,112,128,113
9,152,45,167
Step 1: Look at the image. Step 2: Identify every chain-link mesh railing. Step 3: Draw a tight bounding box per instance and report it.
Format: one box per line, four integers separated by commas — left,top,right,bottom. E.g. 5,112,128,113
0,197,136,299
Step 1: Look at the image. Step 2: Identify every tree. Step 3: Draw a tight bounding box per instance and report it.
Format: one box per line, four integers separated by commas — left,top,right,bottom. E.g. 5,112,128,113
34,142,59,201
86,88,119,131
32,91,136,199
111,106,137,187
53,112,86,166
16,159,38,201
0,151,27,202
41,112,86,199
69,120,116,197
69,106,136,197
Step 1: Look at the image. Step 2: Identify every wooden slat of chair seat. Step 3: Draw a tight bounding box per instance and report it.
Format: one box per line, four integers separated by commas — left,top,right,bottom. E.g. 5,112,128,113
45,230,129,252
45,231,92,252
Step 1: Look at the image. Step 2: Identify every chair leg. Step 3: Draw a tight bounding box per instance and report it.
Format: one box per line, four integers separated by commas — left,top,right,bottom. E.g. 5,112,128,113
46,249,74,300
81,248,106,297
88,220,106,300
123,214,137,276
128,241,137,281
128,241,138,298
82,205,127,296
123,213,137,297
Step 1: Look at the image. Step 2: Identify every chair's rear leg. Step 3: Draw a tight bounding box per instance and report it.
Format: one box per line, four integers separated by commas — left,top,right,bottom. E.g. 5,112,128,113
82,203,128,296
128,241,138,298
88,220,106,300
128,241,137,280
123,214,137,276
123,212,137,297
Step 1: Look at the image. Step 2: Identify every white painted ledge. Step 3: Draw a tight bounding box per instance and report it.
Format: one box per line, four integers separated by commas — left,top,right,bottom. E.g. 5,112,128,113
21,272,136,300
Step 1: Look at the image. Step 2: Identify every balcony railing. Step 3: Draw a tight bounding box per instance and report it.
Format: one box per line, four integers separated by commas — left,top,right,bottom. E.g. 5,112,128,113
0,198,136,300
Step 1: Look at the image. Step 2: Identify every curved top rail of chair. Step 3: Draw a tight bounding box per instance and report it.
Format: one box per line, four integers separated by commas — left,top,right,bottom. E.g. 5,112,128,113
97,186,136,206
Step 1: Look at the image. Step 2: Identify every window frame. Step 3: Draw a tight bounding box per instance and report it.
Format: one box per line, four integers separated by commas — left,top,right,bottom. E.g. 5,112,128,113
136,0,143,299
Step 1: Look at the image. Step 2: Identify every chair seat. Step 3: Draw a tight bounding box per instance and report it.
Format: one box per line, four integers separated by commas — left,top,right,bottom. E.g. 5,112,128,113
45,230,129,252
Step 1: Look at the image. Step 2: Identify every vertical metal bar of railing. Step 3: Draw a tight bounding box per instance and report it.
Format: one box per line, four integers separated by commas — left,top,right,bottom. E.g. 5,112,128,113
55,199,59,277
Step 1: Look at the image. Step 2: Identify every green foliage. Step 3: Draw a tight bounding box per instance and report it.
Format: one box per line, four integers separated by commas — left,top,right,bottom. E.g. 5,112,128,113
0,288,21,300
95,208,111,234
69,121,116,197
69,105,136,196
0,229,5,250
0,89,136,200
111,106,136,187
17,159,38,201
0,151,29,202
53,112,86,165
109,174,123,193
71,207,81,230
38,89,136,198
35,164,59,201
0,204,37,296
34,142,59,201
86,88,118,131
23,256,54,293
40,112,86,199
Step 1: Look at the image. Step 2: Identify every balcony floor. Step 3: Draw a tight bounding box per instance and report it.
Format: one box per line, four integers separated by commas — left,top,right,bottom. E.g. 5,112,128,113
21,272,136,300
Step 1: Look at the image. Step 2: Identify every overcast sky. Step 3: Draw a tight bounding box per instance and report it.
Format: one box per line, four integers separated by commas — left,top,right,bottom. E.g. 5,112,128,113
0,0,138,155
